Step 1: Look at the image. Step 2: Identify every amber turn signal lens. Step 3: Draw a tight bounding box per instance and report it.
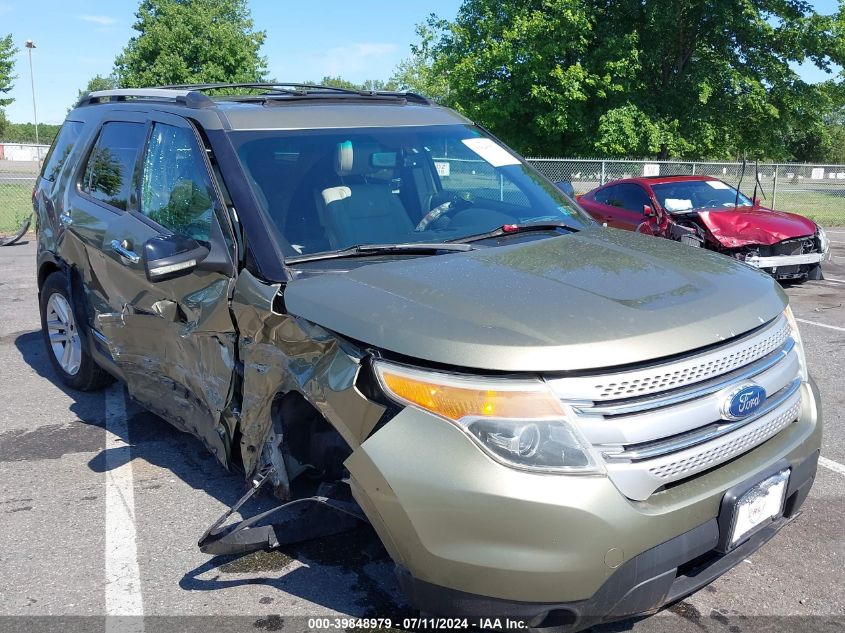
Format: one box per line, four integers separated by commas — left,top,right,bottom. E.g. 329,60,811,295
377,366,564,422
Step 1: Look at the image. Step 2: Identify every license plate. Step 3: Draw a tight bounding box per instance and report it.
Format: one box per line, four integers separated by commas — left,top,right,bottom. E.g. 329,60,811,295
730,469,790,546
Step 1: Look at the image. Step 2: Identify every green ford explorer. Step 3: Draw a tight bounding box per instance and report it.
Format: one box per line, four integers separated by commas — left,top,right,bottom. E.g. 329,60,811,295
33,84,821,630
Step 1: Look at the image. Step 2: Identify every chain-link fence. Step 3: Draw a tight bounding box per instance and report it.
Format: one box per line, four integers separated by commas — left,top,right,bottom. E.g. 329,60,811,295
0,160,38,234
527,158,845,226
4,155,845,232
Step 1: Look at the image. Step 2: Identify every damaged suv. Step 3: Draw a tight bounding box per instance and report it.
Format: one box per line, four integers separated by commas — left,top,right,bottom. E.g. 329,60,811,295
35,85,821,630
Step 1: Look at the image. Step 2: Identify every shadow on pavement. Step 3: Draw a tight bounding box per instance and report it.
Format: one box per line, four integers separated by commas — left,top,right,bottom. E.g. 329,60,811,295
13,328,407,618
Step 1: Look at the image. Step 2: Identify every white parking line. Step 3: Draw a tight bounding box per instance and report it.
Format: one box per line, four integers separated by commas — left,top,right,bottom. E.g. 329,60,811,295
819,456,845,477
795,317,845,333
821,276,845,284
104,384,144,632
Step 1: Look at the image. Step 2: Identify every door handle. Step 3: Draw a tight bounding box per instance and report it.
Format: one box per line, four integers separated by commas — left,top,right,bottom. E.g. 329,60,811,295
111,239,141,264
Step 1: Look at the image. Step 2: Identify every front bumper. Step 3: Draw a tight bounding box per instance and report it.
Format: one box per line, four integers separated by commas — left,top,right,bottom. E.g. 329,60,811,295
396,450,819,631
744,252,826,268
345,379,821,623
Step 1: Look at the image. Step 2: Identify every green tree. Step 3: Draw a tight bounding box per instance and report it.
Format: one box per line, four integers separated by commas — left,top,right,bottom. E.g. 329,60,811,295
114,0,267,87
425,0,845,159
0,34,16,108
389,19,451,102
301,76,398,91
72,74,121,111
2,122,61,145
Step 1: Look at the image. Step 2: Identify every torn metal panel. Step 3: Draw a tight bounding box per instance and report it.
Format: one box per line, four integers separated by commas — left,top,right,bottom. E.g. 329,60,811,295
96,276,238,466
696,207,816,248
230,270,386,486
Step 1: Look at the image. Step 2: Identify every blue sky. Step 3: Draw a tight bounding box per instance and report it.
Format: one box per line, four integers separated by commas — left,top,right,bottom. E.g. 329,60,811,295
0,0,840,125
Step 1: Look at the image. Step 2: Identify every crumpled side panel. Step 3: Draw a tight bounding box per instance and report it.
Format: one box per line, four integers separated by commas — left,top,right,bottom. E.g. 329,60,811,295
231,271,385,479
98,301,236,466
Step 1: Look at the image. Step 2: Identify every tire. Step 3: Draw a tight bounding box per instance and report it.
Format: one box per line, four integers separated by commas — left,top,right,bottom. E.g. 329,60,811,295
0,213,31,247
39,271,113,391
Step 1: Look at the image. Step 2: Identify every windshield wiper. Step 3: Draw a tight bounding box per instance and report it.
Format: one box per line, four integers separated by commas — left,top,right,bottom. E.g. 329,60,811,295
286,242,475,264
453,221,580,244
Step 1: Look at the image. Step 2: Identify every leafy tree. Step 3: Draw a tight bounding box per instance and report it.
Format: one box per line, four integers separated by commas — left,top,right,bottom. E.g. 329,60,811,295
301,76,398,91
425,0,845,159
1,122,61,145
84,74,121,93
71,74,121,111
114,0,267,87
0,34,16,108
389,19,451,102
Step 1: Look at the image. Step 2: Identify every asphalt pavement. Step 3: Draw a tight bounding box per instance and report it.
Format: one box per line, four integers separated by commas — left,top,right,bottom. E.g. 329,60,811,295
0,234,843,633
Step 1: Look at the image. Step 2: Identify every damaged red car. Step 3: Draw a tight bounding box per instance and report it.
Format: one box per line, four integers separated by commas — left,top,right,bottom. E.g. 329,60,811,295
576,175,831,282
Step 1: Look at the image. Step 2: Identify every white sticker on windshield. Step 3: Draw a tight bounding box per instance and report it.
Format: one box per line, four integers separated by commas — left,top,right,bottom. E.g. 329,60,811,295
461,138,521,167
434,161,451,177
705,180,731,190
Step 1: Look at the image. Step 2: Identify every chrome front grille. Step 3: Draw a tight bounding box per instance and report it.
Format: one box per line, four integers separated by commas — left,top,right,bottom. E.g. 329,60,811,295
647,399,801,480
551,317,790,401
547,314,802,501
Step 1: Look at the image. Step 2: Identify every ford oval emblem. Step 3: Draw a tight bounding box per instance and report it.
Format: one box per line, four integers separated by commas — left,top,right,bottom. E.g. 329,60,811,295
722,383,767,421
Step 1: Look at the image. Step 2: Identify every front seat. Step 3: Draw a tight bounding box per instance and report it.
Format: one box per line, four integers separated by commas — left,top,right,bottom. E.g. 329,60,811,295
318,141,414,248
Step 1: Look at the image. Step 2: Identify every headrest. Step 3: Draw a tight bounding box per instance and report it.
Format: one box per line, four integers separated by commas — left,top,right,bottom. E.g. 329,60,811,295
334,142,395,178
335,141,354,176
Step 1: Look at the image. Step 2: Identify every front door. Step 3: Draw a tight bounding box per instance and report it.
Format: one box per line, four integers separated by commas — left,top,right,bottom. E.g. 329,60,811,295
95,114,238,465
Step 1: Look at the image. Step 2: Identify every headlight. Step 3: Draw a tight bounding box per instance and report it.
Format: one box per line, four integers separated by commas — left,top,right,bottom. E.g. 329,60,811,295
783,306,808,381
373,361,603,474
817,225,830,255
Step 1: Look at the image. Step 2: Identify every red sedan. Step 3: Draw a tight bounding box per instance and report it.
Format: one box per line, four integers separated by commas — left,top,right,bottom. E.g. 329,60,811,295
576,175,831,282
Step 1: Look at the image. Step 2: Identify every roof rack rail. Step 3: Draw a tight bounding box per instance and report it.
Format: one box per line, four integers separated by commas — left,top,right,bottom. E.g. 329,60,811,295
75,83,433,109
76,88,215,109
157,82,433,105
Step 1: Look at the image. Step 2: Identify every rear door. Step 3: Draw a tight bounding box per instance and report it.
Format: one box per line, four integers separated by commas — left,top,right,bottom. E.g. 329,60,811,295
94,113,239,465
62,116,149,326
581,184,618,225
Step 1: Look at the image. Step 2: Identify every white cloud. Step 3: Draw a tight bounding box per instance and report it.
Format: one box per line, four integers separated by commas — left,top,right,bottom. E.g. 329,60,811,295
311,42,398,77
79,15,118,26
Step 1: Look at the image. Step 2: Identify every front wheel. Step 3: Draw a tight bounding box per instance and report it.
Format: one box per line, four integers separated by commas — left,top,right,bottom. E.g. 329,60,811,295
39,271,113,391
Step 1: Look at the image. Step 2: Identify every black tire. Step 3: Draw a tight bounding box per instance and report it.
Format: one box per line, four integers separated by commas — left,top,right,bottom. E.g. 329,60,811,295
39,271,113,391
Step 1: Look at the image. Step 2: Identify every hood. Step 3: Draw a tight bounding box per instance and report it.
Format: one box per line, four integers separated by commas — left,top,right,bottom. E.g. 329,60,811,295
696,206,817,249
283,229,787,372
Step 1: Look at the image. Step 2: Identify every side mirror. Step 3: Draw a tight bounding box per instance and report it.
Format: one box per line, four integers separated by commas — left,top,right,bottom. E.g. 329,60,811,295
753,197,761,207
143,234,210,283
643,204,656,217
554,180,575,198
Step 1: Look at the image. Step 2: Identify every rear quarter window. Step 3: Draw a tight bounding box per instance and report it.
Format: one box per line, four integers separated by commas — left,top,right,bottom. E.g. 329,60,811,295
40,121,85,182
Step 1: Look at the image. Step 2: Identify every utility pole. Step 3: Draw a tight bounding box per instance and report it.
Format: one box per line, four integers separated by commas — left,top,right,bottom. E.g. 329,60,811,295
25,40,39,147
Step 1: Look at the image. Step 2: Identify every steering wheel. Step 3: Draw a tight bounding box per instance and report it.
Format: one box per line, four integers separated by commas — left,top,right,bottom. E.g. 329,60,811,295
415,193,473,232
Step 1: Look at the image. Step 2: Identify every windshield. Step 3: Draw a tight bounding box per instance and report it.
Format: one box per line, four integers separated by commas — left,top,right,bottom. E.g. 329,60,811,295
230,124,592,259
652,180,753,213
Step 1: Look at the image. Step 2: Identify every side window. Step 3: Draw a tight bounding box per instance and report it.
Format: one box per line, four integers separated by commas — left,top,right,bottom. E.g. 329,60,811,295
594,185,617,205
41,120,84,182
615,184,652,212
139,123,215,242
81,122,146,210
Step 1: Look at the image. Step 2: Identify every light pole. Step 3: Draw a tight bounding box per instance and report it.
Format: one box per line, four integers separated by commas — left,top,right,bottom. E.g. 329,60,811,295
25,39,39,147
